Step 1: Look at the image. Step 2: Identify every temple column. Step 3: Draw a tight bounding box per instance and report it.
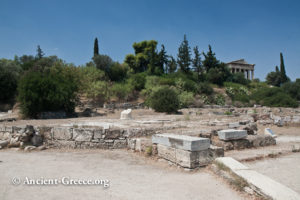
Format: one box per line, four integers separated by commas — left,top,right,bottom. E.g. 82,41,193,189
251,70,254,80
246,70,249,80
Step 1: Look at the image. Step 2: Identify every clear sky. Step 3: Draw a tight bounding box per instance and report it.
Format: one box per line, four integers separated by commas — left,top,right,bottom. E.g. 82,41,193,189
1,0,299,80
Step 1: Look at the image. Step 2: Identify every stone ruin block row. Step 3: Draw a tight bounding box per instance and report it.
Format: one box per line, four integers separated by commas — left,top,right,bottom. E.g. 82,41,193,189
152,134,214,168
217,129,247,141
152,134,210,151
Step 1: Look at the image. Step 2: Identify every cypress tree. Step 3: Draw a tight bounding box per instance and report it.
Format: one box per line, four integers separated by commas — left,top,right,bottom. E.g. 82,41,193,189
36,45,44,59
275,66,279,72
192,46,202,81
280,52,288,84
202,45,219,72
177,34,191,73
158,45,168,73
94,37,99,56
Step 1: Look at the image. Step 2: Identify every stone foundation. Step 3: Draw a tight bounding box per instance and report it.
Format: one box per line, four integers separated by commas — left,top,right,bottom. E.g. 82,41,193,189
0,125,159,150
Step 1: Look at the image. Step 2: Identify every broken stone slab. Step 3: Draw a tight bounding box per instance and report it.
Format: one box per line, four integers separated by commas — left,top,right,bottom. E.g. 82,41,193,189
152,134,210,151
217,129,247,141
157,144,211,168
135,138,152,152
0,140,9,148
228,122,240,128
209,145,224,158
120,109,132,120
264,128,277,138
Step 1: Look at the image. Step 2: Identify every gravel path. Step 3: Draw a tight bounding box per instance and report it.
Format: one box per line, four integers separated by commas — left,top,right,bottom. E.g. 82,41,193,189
0,149,246,200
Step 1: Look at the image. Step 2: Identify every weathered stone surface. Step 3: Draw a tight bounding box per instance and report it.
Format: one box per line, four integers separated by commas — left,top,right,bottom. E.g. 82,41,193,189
31,133,43,146
105,129,121,139
120,109,132,120
0,132,11,140
46,140,75,148
228,122,240,128
157,144,211,168
127,138,136,150
0,140,9,148
73,128,93,142
135,138,152,152
93,128,103,140
24,145,36,151
37,126,53,140
53,127,73,140
247,135,276,147
209,145,224,158
152,134,210,151
264,128,276,138
218,129,247,141
113,139,127,148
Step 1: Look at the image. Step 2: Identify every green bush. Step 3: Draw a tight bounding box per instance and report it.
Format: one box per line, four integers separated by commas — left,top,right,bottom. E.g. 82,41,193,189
148,87,179,113
108,62,128,82
251,87,298,108
127,73,146,91
111,83,133,101
225,82,250,103
282,81,300,100
178,91,194,108
228,72,250,85
196,82,213,95
0,59,22,102
18,65,79,118
175,78,197,93
214,94,225,105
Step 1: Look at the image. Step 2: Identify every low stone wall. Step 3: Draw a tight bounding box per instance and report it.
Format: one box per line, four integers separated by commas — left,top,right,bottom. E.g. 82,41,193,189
0,125,158,150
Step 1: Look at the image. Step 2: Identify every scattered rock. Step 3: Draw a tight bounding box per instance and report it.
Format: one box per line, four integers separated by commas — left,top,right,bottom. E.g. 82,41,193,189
24,146,36,151
120,109,132,120
0,140,9,148
31,133,43,146
292,144,300,153
37,145,47,151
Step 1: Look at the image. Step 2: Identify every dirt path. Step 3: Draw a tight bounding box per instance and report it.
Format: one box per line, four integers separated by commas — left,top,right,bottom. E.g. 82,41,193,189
246,153,300,194
0,149,247,200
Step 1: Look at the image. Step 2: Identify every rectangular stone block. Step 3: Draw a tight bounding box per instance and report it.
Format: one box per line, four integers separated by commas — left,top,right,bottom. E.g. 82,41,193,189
152,134,210,151
73,128,93,142
217,129,247,141
53,127,73,140
228,122,240,128
157,144,210,168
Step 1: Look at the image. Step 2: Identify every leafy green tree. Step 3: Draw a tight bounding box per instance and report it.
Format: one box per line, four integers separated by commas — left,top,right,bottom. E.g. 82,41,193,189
177,34,191,73
107,62,128,82
93,54,113,76
18,64,79,118
124,40,159,74
280,52,289,84
206,63,231,86
266,71,281,87
14,55,36,71
192,46,202,81
36,45,44,59
202,45,219,72
94,37,99,56
0,59,22,102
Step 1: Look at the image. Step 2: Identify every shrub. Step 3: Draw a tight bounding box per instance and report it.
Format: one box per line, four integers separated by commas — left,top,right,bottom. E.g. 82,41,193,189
148,87,179,113
206,63,231,86
18,65,79,118
111,83,133,101
0,59,22,102
251,87,298,108
108,62,128,82
282,81,300,100
127,73,146,91
93,54,113,74
229,72,250,85
225,82,250,103
196,82,213,95
178,91,194,108
214,94,225,105
175,78,197,92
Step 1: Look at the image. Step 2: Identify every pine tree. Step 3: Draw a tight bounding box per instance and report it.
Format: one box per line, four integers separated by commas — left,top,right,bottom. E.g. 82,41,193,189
192,46,202,80
158,45,168,73
177,34,191,73
280,52,288,84
36,45,44,59
167,56,177,74
202,45,219,72
94,37,99,56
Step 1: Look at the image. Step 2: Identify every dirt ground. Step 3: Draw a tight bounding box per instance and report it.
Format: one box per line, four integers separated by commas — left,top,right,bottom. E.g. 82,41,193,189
246,153,300,194
0,149,248,200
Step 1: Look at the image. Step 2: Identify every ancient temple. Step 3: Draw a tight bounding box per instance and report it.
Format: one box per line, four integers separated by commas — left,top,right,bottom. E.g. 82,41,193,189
226,59,255,80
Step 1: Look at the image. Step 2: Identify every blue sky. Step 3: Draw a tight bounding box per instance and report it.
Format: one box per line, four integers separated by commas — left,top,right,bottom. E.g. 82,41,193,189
1,0,300,80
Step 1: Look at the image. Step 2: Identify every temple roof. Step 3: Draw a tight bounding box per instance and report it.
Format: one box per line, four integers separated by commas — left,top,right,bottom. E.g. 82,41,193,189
227,59,255,66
